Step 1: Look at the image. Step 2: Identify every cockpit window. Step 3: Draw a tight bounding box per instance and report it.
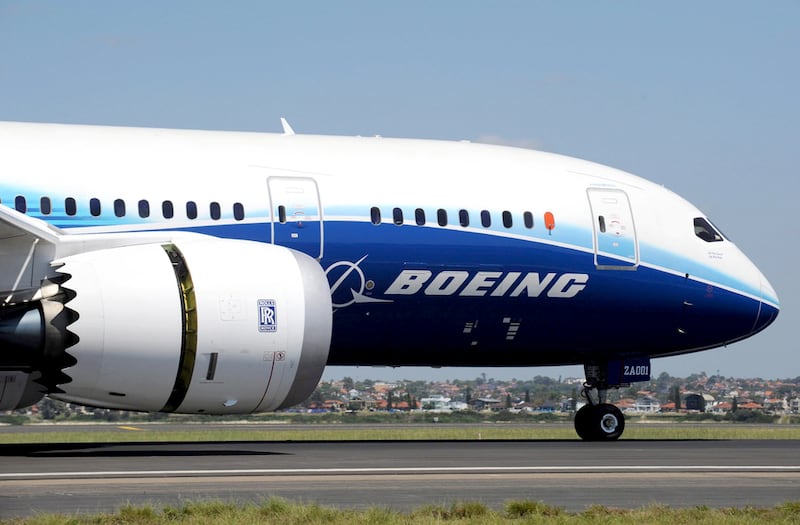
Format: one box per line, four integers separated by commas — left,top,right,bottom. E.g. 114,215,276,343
694,217,724,242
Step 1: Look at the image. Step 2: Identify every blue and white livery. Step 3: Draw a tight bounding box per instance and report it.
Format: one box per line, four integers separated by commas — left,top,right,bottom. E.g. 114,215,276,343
0,121,778,440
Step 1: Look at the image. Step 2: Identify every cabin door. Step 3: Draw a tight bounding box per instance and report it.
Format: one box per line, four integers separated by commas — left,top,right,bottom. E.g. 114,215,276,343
587,188,638,270
268,177,324,260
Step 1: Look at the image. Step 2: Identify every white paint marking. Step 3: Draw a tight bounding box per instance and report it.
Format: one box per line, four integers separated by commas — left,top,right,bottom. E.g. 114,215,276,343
2,465,799,479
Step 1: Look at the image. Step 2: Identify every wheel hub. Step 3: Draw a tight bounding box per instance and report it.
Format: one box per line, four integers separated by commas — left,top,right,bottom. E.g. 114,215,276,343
600,412,619,434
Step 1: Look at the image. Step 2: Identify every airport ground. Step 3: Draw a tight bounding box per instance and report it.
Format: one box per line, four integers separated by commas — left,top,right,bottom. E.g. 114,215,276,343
1,421,799,520
2,418,800,442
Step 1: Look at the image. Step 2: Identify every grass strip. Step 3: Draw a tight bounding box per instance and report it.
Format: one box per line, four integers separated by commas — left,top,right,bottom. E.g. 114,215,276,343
3,499,800,524
3,424,800,444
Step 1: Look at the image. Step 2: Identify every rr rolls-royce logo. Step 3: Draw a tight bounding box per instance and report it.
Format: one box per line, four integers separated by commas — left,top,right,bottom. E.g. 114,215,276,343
258,299,277,332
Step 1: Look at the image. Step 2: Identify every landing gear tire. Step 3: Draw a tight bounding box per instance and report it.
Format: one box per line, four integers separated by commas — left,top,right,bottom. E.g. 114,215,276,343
574,404,596,441
574,403,625,441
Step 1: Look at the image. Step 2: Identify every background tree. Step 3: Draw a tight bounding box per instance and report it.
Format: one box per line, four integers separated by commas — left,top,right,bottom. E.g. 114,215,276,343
407,393,417,410
37,398,70,420
342,376,355,391
309,387,324,406
669,384,682,410
655,372,674,396
38,398,58,420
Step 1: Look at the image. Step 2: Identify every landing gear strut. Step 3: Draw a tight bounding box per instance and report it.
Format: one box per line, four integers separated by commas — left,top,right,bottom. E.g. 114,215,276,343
574,363,625,441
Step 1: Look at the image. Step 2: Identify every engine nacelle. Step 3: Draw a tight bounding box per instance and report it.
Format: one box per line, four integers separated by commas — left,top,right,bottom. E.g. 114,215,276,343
50,239,332,414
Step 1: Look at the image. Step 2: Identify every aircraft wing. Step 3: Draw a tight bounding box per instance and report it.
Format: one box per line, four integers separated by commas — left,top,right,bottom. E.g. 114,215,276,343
0,205,62,302
0,205,202,302
0,202,62,243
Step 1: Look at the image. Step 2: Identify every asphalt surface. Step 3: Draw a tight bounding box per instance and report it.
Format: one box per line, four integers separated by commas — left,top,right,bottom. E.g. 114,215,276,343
1,438,799,518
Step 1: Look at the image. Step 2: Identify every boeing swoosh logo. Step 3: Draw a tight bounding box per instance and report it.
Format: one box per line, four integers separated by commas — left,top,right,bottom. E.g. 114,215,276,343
325,255,393,309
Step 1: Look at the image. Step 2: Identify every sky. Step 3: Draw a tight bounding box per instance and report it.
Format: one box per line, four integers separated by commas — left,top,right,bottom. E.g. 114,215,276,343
0,1,797,382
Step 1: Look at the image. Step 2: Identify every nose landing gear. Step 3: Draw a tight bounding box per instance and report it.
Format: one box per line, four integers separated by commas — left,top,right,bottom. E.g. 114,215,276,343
574,362,640,441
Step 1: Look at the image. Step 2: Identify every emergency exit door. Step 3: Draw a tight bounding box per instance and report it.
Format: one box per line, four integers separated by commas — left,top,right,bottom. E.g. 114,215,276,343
587,188,638,270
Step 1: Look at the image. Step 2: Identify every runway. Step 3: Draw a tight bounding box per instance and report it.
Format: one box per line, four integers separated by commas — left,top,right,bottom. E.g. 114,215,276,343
2,439,799,518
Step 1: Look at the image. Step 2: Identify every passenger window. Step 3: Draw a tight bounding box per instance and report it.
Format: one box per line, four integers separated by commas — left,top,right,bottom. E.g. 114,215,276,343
598,216,606,233
393,207,404,225
210,202,221,220
162,200,174,219
14,195,26,213
415,208,426,226
480,210,491,228
114,199,126,217
40,197,52,215
459,209,469,227
65,197,77,216
277,205,287,223
139,200,150,218
186,201,197,219
523,211,534,229
90,198,101,217
694,217,723,242
502,211,513,228
437,209,447,227
233,202,245,221
370,207,381,225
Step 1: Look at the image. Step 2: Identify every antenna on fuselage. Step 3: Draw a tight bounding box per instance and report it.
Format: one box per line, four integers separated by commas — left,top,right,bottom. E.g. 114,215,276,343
280,117,295,135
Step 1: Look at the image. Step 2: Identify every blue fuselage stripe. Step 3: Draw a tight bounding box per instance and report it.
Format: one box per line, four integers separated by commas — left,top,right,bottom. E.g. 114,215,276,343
41,216,772,366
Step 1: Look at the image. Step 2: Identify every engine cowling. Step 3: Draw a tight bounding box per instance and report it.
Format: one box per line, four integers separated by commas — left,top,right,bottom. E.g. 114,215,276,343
47,238,332,414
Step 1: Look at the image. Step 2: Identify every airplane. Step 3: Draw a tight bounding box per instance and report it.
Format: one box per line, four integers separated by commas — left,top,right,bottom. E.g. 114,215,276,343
0,120,779,441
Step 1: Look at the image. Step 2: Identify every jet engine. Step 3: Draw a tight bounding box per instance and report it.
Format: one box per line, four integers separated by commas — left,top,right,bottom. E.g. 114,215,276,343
0,239,332,414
